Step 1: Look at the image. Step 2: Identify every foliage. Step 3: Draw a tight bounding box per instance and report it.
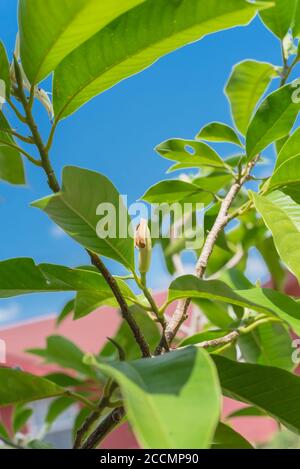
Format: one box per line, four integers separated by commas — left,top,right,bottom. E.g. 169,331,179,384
1,0,300,450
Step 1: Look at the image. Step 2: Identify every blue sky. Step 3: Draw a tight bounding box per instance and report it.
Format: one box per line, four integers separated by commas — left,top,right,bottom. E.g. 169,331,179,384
0,2,295,326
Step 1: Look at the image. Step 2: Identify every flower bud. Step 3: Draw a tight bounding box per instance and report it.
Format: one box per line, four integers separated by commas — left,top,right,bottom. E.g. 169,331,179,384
135,219,152,274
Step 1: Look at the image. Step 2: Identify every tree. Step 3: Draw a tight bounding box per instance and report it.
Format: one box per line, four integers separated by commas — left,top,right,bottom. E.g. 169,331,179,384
1,0,300,450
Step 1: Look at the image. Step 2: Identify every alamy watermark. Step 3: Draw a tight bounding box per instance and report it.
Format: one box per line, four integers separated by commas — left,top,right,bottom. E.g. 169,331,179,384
95,196,204,250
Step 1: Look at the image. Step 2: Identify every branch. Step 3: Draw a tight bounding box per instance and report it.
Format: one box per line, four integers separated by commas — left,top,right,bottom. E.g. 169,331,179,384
13,67,151,360
81,407,125,449
0,127,34,144
160,156,260,350
190,330,239,350
0,138,42,167
89,252,151,358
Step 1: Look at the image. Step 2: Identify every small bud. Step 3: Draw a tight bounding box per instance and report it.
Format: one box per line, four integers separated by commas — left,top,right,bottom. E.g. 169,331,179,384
135,219,152,274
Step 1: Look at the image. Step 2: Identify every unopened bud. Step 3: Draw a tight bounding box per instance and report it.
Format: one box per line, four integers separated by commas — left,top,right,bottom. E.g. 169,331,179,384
135,219,152,274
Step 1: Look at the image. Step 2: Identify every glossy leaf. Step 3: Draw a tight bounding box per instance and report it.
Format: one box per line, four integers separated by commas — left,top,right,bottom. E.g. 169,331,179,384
28,335,97,378
192,174,232,193
53,0,263,119
0,41,10,97
259,0,297,38
156,138,225,171
141,180,212,204
0,112,25,185
168,274,300,334
227,406,266,419
96,347,221,449
212,422,253,449
46,396,75,426
32,166,134,270
0,368,65,407
269,153,300,189
275,127,300,170
246,83,300,160
18,0,144,84
56,298,75,326
0,258,133,306
252,191,300,284
12,405,33,434
238,322,294,371
196,122,242,146
213,355,300,433
225,60,275,135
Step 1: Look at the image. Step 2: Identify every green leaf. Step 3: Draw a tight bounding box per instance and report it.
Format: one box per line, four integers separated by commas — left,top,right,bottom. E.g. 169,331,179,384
0,41,10,97
56,298,75,326
227,406,266,418
45,396,75,426
18,0,145,84
192,174,233,193
53,0,263,120
32,166,134,270
155,139,225,171
213,355,300,433
141,180,212,204
12,405,33,434
0,421,9,439
0,258,133,305
246,83,300,160
239,322,294,371
0,112,25,185
27,335,96,378
168,274,300,334
96,347,221,449
27,440,54,449
100,305,160,360
252,191,300,284
269,153,300,190
259,0,297,38
0,368,65,407
192,300,234,329
212,422,253,449
196,122,242,146
44,372,83,388
257,236,285,290
293,1,300,37
225,60,275,135
275,127,300,170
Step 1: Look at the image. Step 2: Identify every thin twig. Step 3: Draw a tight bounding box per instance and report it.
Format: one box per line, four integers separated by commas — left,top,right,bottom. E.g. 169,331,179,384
0,127,34,144
89,252,151,358
158,155,260,352
0,138,42,166
81,407,125,449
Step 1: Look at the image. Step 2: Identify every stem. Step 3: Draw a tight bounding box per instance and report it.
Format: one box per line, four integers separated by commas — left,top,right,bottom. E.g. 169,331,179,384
239,316,282,334
0,138,42,166
159,155,260,351
13,70,151,360
81,407,125,449
66,391,98,410
280,44,299,86
74,381,118,449
89,253,151,358
0,435,24,450
0,127,34,144
136,273,169,352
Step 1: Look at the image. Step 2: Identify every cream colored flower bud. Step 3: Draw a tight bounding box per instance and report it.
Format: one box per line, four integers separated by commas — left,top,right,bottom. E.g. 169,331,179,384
135,219,152,274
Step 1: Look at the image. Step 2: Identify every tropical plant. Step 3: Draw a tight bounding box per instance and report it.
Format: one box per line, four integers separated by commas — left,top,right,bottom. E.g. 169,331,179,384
1,0,300,450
